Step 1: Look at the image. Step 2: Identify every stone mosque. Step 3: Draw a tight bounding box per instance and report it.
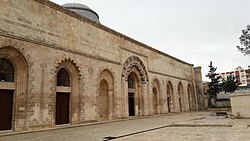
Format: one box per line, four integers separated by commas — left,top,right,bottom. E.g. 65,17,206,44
0,0,204,131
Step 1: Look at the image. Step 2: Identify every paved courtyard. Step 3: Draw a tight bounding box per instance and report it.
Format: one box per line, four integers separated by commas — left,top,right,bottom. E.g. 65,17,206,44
1,111,250,141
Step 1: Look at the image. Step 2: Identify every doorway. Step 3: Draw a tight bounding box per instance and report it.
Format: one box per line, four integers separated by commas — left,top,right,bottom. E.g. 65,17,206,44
56,92,70,125
0,90,14,130
179,98,182,112
128,93,135,116
99,79,109,121
167,97,171,113
153,88,158,114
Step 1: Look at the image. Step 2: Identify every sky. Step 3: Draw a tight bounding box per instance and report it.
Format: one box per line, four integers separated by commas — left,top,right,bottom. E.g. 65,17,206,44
51,0,250,81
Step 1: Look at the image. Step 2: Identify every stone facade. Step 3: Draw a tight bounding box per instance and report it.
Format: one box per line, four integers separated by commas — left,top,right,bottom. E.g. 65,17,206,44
0,0,203,131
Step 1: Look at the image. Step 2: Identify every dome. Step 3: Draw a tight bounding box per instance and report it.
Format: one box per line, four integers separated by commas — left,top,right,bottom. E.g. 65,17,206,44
62,3,100,23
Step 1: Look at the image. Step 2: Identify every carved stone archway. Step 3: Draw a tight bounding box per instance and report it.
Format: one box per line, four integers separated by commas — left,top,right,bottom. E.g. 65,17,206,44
122,56,148,117
122,56,148,83
55,59,80,125
0,46,28,131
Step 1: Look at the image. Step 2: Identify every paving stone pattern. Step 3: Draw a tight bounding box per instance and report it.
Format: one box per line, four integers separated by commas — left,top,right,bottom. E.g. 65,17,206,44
0,112,250,141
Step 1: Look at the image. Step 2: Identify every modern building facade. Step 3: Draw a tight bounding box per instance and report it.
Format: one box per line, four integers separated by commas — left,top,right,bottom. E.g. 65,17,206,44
219,66,250,86
0,0,204,132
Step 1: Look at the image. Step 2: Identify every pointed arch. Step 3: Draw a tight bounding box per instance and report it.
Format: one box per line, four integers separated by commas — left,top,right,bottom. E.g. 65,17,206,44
152,79,160,114
98,69,114,121
0,58,14,82
99,79,109,120
188,84,196,111
0,46,28,131
128,75,136,89
167,81,174,113
122,56,148,117
127,72,139,116
55,59,80,125
122,56,148,83
57,68,70,87
178,82,184,112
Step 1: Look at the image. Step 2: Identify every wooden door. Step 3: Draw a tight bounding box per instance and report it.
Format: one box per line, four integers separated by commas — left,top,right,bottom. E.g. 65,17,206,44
0,90,14,130
128,93,135,116
56,92,70,125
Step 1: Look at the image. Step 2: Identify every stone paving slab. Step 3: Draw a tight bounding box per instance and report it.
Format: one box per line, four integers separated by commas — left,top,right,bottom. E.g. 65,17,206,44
0,112,250,141
174,115,233,126
116,127,250,141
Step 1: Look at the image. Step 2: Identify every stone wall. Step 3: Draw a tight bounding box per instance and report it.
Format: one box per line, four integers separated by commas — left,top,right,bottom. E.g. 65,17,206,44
0,0,201,131
230,92,250,118
194,67,205,110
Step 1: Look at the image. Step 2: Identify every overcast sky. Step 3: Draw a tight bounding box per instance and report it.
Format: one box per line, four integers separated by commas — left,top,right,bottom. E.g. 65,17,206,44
51,0,250,81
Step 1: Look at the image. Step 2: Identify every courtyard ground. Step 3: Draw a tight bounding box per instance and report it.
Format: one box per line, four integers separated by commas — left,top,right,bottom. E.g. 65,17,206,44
1,111,250,141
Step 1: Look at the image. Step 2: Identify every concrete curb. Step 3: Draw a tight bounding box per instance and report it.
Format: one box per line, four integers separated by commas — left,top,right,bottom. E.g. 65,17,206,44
170,124,233,127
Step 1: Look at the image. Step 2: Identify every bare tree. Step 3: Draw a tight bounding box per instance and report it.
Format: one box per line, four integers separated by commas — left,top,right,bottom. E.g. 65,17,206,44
236,25,250,55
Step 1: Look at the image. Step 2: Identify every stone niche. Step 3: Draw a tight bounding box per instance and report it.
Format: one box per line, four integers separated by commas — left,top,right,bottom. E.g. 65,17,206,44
230,91,250,118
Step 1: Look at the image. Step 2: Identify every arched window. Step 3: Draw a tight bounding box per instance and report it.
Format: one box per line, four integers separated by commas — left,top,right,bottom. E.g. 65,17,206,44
57,68,70,87
128,75,135,89
0,58,14,82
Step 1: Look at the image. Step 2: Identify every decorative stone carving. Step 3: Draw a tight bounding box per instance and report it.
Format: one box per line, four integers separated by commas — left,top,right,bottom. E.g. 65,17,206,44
122,56,148,83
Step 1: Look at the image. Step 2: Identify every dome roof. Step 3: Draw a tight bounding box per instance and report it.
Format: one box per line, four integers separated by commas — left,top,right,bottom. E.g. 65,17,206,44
62,3,100,23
